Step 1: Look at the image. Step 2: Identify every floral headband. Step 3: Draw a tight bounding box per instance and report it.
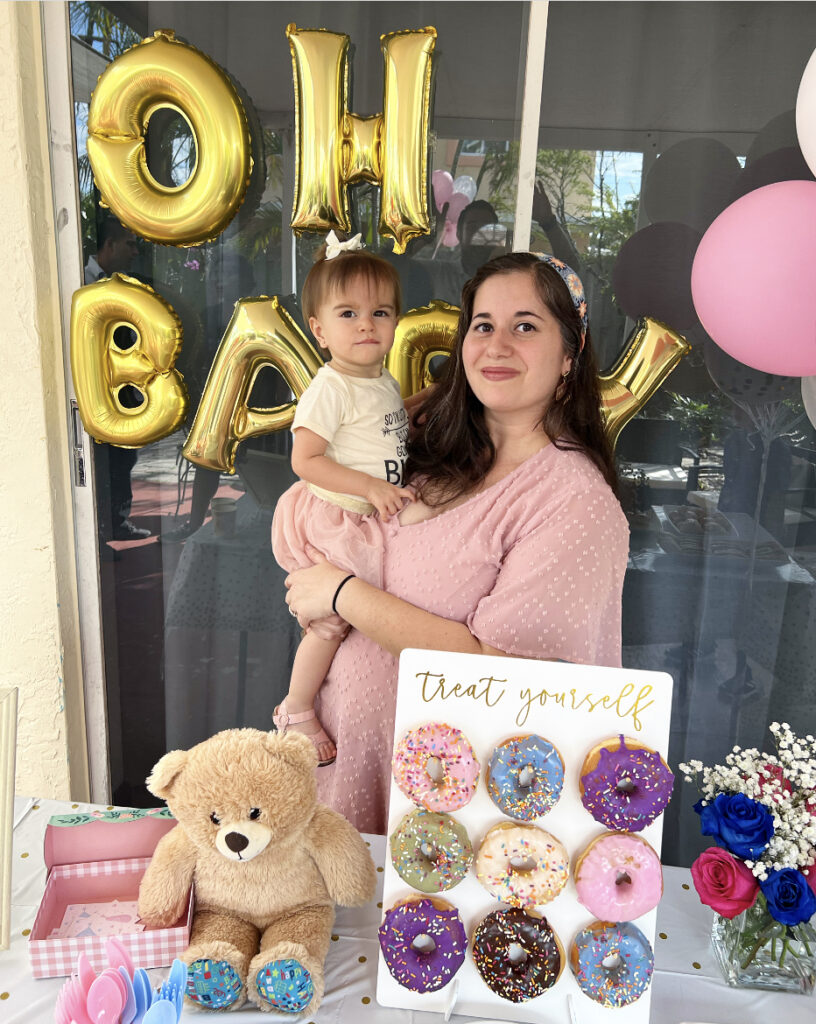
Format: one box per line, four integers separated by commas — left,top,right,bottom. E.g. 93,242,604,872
325,230,364,260
533,253,588,351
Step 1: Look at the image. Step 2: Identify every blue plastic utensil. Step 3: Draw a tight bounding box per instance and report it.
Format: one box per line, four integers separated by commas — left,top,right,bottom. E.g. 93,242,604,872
132,968,152,1024
142,1000,177,1024
117,965,137,1024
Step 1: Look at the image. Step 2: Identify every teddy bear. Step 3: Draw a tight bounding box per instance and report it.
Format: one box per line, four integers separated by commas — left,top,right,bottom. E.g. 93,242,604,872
137,728,377,1014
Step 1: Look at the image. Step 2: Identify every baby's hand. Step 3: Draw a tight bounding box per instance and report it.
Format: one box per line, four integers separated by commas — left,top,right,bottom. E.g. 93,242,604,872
365,479,415,520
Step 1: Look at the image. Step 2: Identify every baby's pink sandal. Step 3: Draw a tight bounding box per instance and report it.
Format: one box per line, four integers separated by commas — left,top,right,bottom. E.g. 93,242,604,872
272,700,337,767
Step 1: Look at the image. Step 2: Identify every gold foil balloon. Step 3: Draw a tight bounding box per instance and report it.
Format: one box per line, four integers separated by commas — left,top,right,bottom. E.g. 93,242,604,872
386,300,459,398
601,317,691,447
287,24,436,253
183,297,323,472
87,29,252,246
71,274,188,447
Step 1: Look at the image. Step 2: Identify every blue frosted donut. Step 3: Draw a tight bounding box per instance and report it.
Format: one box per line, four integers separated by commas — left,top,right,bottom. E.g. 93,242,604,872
487,735,565,820
378,896,467,992
569,921,654,1007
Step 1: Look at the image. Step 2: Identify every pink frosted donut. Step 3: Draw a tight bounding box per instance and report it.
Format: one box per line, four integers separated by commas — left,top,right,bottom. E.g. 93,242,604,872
574,832,663,921
392,723,480,812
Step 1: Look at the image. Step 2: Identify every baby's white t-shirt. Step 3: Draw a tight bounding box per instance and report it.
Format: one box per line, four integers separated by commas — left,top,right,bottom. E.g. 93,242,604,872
292,364,408,498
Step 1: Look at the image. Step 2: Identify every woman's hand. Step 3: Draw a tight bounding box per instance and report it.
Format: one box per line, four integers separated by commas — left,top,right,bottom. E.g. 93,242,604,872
285,547,348,627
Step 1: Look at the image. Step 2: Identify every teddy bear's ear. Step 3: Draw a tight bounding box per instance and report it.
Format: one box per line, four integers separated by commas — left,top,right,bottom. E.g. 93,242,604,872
263,730,318,772
145,749,189,800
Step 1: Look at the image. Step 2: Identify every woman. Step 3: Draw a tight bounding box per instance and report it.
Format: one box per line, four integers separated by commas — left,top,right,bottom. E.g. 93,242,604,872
284,252,629,833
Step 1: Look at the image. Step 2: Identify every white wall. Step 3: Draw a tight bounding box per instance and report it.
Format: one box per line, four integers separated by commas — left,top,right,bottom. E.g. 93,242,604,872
0,0,88,800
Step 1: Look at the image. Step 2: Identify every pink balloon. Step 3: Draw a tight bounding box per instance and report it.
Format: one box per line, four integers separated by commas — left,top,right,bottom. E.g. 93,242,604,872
691,180,816,376
440,193,471,248
432,170,454,211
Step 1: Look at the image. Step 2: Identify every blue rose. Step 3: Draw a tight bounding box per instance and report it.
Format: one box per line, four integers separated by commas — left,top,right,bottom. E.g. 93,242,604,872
694,793,774,859
760,869,816,926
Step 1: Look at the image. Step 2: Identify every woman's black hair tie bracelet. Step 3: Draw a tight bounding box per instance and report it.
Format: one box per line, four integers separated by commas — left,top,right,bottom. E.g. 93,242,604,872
332,574,356,614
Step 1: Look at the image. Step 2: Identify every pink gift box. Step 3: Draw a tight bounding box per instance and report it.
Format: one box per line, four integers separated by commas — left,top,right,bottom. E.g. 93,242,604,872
29,809,194,979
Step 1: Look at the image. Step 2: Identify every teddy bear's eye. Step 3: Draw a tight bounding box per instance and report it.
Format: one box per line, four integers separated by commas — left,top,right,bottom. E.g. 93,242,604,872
210,812,221,825
249,808,261,820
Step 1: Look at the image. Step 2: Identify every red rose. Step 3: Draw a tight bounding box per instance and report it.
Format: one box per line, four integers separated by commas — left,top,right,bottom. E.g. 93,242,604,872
756,763,792,799
690,847,760,918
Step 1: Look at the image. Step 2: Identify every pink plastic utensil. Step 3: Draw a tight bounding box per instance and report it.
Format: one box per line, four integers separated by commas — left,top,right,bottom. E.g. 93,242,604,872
87,973,124,1024
101,967,129,1004
77,953,97,996
106,936,135,979
64,978,94,1024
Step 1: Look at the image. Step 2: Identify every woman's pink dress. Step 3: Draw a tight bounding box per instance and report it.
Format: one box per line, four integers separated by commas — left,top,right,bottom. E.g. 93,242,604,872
314,443,629,834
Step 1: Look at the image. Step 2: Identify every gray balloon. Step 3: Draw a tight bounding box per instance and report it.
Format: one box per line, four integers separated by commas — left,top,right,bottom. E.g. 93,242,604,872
643,138,741,234
612,222,701,329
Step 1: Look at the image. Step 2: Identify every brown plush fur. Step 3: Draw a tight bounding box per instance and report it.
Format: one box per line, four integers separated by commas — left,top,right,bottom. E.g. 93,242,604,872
137,729,377,1014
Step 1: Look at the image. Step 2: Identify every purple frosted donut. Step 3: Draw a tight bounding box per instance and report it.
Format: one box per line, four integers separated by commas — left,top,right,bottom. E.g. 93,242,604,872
378,896,467,992
579,735,674,832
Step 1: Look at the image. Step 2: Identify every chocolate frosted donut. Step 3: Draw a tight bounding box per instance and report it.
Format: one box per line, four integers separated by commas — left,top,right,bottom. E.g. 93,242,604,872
472,907,564,1002
378,896,467,992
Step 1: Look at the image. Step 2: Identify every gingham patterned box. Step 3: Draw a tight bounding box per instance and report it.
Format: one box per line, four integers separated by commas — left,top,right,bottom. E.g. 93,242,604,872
28,810,194,979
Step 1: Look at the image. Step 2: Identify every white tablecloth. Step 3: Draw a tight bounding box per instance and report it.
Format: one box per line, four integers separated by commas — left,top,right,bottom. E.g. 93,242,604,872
2,798,814,1023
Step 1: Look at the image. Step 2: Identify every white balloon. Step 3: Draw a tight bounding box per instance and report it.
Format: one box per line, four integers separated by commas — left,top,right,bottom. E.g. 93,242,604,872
802,376,816,429
452,174,477,202
795,47,816,177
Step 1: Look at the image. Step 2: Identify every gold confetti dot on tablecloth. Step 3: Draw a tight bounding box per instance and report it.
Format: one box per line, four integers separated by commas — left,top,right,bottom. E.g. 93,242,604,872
107,806,114,811
362,996,371,1005
682,883,690,890
376,866,383,873
32,804,39,810
72,804,79,809
659,932,667,940
692,962,701,970
22,929,30,936
358,956,367,963
331,934,339,942
20,852,28,859
377,902,382,908
1,993,9,1000
365,841,370,847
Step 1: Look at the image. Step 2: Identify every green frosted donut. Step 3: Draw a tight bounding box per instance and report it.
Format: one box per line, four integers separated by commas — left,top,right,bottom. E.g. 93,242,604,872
389,809,473,892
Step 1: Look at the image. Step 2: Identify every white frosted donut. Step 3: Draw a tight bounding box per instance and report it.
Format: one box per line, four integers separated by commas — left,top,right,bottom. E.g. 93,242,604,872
574,832,663,921
392,723,480,812
475,822,568,907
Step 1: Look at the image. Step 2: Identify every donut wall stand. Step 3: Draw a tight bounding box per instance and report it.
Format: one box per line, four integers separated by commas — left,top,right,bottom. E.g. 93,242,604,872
376,649,673,1024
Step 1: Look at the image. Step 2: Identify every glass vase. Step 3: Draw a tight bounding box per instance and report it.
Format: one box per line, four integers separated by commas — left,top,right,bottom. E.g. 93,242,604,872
711,895,816,994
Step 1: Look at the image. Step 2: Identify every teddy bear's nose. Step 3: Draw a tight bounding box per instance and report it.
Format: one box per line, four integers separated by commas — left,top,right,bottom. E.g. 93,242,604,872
225,831,249,853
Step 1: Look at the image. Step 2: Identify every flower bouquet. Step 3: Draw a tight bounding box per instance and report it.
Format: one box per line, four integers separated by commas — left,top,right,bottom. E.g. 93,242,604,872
680,723,816,993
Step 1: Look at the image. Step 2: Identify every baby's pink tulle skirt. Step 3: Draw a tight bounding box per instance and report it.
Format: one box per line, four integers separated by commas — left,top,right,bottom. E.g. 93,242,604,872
271,481,384,641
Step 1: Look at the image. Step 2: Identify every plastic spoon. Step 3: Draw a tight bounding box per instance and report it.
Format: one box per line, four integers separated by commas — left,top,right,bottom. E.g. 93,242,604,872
77,953,97,996
133,968,152,1024
64,978,95,1024
87,973,124,1024
117,965,137,1024
100,967,129,1004
106,936,135,979
142,1001,177,1024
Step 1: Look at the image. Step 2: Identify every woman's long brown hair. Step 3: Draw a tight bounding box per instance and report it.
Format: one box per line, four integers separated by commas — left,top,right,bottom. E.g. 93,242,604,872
405,252,618,503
